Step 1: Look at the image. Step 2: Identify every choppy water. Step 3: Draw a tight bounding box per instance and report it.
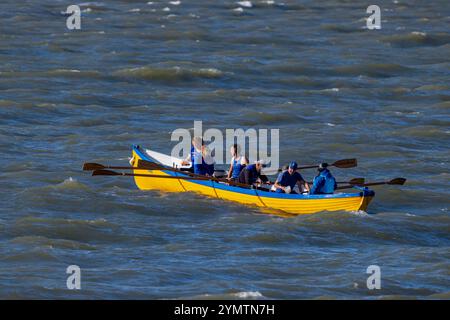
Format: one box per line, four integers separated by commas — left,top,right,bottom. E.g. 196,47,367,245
0,0,449,299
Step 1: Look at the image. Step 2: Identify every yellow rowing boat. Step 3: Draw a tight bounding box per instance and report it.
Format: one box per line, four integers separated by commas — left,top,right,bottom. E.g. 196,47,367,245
130,145,375,215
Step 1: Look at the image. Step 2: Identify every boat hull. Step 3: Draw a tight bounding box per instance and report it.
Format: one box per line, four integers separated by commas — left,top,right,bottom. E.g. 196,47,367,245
130,146,374,215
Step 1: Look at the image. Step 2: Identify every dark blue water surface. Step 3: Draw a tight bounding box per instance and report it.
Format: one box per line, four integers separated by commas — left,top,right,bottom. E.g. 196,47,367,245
0,0,449,299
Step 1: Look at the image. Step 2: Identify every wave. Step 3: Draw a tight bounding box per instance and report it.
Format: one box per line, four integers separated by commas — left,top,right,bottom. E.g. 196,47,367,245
181,291,266,300
266,63,412,78
2,249,58,262
321,24,364,33
77,2,110,13
22,177,92,193
54,177,90,190
391,125,448,138
265,64,319,76
381,32,450,48
0,69,102,79
11,217,122,243
427,291,450,299
237,111,310,125
414,84,449,91
332,63,412,78
45,69,102,78
10,235,96,250
111,66,223,82
277,76,330,89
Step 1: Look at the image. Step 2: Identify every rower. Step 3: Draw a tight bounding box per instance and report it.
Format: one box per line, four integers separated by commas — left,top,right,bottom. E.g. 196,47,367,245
273,161,310,194
181,136,207,175
237,160,268,186
310,163,337,194
227,144,248,181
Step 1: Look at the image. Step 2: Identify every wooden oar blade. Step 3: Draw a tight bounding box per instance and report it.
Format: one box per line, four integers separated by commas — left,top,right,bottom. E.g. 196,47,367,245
83,162,105,171
388,178,406,185
332,158,357,168
92,169,121,176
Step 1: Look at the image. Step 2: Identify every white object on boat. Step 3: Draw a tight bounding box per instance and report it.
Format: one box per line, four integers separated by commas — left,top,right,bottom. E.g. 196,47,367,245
145,148,191,169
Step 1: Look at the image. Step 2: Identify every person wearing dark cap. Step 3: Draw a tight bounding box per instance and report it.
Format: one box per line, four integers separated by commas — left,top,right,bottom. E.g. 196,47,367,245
310,163,337,195
273,161,310,194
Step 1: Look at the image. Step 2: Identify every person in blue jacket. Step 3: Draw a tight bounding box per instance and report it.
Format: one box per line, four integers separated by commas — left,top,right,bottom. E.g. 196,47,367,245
273,161,310,194
310,163,337,194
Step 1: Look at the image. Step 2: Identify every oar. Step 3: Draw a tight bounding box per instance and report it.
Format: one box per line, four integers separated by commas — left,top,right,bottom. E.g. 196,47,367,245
336,178,406,190
83,162,136,171
340,177,365,185
93,169,212,180
92,168,252,189
85,160,250,187
298,158,357,170
270,158,358,174
291,177,365,185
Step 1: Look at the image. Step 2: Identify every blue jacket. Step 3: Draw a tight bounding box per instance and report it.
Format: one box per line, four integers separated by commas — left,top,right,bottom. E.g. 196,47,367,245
310,169,337,194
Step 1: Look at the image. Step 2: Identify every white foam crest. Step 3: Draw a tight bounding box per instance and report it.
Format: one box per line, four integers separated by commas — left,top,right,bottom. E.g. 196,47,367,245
233,291,263,298
237,1,253,7
349,210,370,217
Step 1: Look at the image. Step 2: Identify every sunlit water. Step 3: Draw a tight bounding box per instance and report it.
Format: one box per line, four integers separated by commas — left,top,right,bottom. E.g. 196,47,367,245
0,0,449,299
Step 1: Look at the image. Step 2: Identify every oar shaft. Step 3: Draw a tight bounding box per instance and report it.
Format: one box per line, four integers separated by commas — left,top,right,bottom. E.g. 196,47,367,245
121,172,213,181
336,181,386,190
298,165,318,170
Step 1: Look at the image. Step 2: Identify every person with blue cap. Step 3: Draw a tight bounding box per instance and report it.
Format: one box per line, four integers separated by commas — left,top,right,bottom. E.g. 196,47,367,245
310,163,337,194
273,161,310,194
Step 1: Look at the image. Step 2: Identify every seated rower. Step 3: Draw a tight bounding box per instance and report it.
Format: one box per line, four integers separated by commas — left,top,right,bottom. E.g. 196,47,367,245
273,161,310,194
237,160,268,186
227,144,248,181
181,136,207,175
310,163,337,195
